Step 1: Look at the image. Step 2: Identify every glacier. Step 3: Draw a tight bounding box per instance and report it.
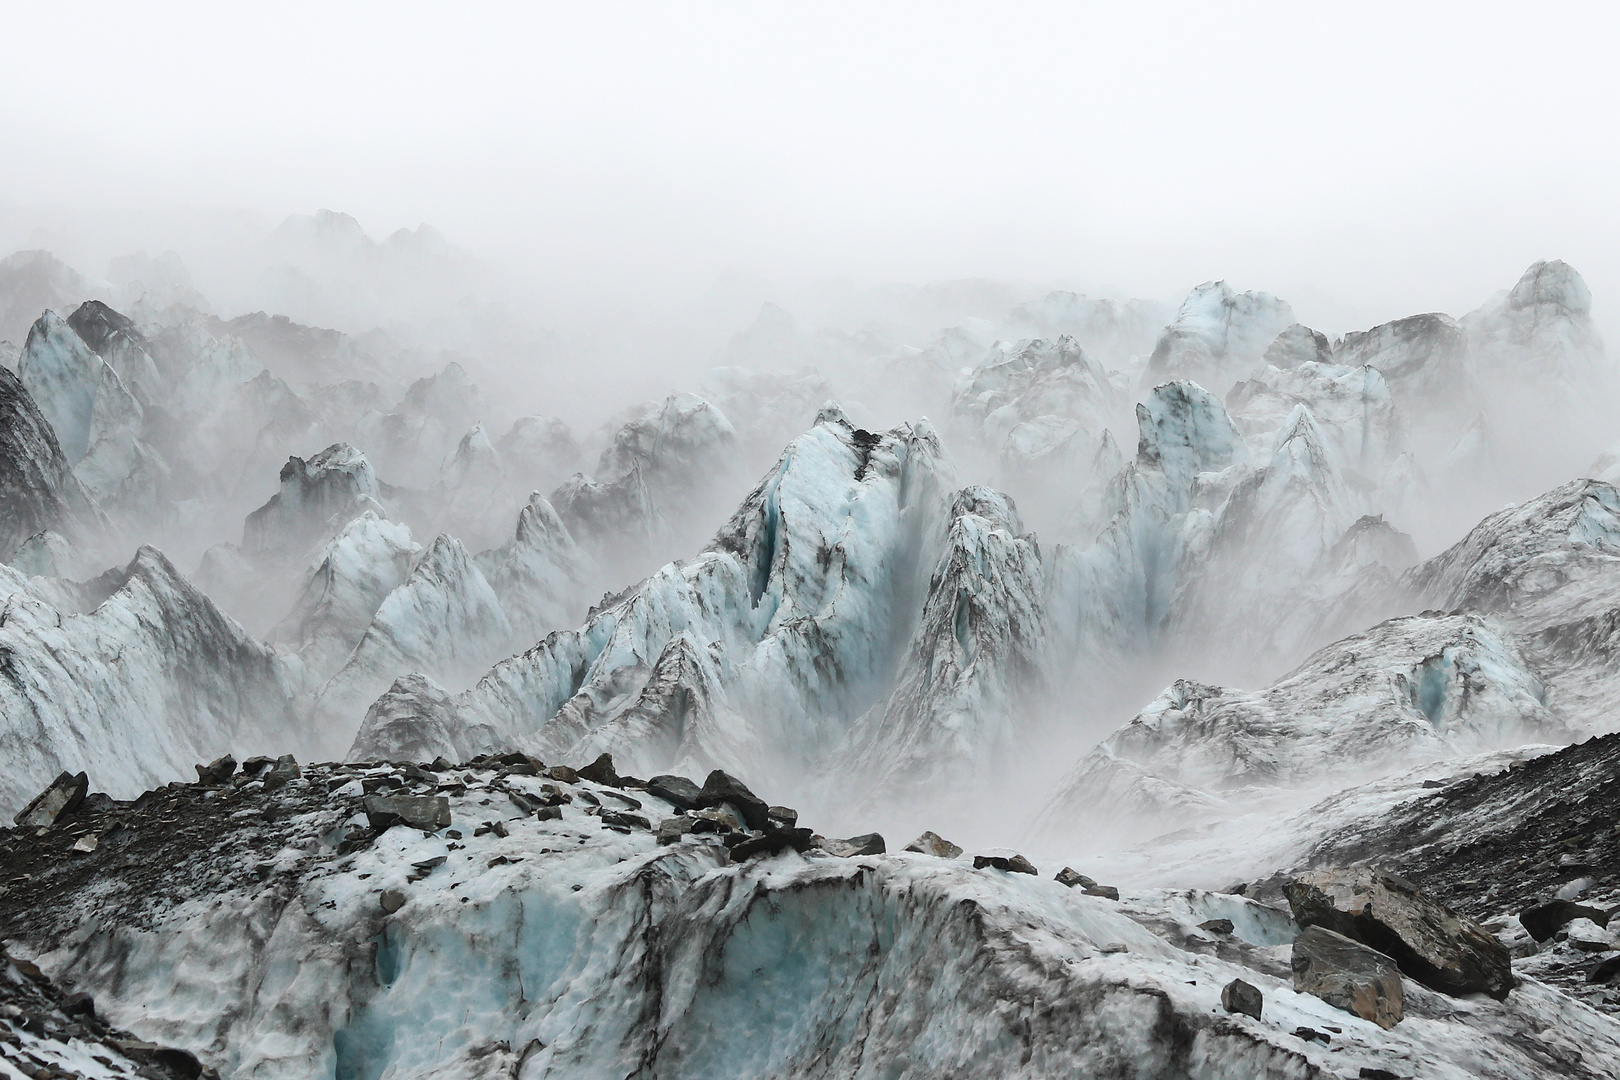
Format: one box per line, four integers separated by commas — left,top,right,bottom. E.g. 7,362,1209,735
4,243,1620,1078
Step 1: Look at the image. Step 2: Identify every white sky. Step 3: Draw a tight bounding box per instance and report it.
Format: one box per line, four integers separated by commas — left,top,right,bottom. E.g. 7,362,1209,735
2,1,1618,333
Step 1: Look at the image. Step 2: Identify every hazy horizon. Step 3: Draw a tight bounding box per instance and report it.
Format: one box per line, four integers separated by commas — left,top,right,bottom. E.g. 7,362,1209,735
4,2,1619,348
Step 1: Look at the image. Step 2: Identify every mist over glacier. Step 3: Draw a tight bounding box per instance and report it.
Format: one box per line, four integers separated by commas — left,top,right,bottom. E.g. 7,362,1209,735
5,7,1620,1079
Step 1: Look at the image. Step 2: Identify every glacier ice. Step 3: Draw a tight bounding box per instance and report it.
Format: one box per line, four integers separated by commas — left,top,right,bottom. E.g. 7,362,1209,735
0,546,305,816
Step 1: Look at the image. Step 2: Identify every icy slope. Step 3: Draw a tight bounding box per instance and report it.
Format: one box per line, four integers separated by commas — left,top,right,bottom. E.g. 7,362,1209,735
312,534,512,752
1226,357,1417,508
0,546,304,816
474,492,594,647
350,412,957,786
241,443,384,558
5,759,1617,1080
1166,405,1368,681
0,364,98,561
1462,259,1612,403
1336,312,1474,432
1142,282,1294,396
1401,478,1620,730
270,511,422,683
15,309,149,504
1045,380,1249,677
843,486,1047,814
351,362,484,488
0,250,97,344
950,336,1127,470
999,291,1170,368
1037,611,1568,848
552,392,747,585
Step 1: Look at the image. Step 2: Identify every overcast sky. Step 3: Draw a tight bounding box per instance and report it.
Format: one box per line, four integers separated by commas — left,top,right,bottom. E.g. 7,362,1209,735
2,1,1618,334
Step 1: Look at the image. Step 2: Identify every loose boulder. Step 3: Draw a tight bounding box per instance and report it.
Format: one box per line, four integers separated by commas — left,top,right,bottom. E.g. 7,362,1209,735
974,853,1038,875
821,833,886,857
13,771,89,827
364,794,452,832
766,806,798,829
1291,925,1404,1029
906,831,964,859
646,774,703,810
694,769,770,830
1286,868,1512,1000
1055,867,1097,889
195,755,237,786
730,828,814,862
657,816,696,844
1519,899,1610,942
260,755,301,792
1220,978,1263,1020
577,752,621,787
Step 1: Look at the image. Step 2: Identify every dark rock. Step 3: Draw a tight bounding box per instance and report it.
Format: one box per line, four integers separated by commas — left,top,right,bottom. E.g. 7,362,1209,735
730,828,814,862
1055,867,1097,889
694,770,771,830
822,833,886,857
534,784,572,808
151,1047,205,1078
599,811,650,830
546,766,579,784
575,789,600,806
600,789,642,809
577,752,621,787
79,791,116,815
194,755,237,786
13,771,88,827
401,763,433,784
536,805,562,821
657,817,696,844
260,755,301,792
1293,1027,1330,1044
241,756,275,776
60,992,94,1019
1083,885,1120,900
494,751,531,767
973,853,1037,875
1286,868,1511,1000
1520,899,1610,942
1359,1069,1400,1080
379,889,406,914
1199,918,1236,936
1291,925,1404,1029
363,795,451,832
766,805,798,829
412,856,447,872
431,756,455,771
0,363,81,557
905,831,964,859
1587,954,1620,984
646,774,703,810
1220,978,1263,1020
